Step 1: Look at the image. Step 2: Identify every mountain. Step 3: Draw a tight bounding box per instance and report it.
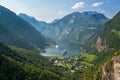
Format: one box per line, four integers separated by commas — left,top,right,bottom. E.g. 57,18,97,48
51,19,60,24
83,11,120,80
88,11,120,52
48,11,109,44
19,11,109,54
94,12,120,79
19,12,109,45
98,11,120,49
0,5,50,51
18,13,48,34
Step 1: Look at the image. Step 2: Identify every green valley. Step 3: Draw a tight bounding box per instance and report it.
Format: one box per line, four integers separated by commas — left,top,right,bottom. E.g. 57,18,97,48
0,1,120,80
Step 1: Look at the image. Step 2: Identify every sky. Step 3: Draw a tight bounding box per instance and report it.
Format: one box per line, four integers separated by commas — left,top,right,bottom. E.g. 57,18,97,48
0,0,120,22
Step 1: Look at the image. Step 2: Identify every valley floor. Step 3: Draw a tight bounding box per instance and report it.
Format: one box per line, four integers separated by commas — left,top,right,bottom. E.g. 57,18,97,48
47,54,96,73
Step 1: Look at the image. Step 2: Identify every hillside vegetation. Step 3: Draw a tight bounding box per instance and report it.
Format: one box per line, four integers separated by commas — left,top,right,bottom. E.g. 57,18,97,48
0,43,60,80
0,5,53,51
83,11,120,80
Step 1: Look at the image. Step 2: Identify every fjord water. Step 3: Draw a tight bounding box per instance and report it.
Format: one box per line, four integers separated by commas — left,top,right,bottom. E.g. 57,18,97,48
41,42,82,56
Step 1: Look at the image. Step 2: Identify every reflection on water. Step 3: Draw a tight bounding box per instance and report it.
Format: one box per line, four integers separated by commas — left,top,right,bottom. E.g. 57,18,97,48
41,43,81,56
41,47,63,56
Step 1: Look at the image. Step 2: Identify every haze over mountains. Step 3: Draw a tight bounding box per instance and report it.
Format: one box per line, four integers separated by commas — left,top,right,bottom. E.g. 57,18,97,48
0,5,52,51
19,12,109,46
19,11,109,55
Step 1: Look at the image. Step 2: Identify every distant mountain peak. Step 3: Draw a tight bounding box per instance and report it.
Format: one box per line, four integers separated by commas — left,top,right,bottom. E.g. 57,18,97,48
71,12,81,14
82,11,98,14
19,13,37,22
19,13,47,24
70,11,101,15
59,11,108,24
51,19,60,24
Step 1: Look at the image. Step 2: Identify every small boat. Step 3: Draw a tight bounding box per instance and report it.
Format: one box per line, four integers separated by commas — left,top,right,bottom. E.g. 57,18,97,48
62,49,67,56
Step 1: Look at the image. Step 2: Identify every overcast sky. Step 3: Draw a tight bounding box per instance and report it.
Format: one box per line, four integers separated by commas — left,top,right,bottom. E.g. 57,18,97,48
0,0,120,22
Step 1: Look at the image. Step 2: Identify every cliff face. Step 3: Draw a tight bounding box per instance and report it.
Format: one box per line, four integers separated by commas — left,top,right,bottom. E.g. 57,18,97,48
95,36,107,52
95,56,120,80
112,56,120,80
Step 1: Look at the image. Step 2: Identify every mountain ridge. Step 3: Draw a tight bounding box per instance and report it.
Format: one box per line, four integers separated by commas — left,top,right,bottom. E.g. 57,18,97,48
19,11,109,43
19,11,109,54
0,5,51,51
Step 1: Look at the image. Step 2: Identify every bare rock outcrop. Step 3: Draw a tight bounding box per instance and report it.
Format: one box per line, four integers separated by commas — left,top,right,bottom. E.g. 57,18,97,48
95,56,120,80
95,36,107,52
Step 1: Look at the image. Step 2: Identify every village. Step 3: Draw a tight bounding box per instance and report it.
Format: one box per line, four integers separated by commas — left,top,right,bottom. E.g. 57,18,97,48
48,54,97,73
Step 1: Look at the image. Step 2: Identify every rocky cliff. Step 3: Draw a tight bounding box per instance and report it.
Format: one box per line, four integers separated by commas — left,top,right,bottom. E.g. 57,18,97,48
94,55,120,80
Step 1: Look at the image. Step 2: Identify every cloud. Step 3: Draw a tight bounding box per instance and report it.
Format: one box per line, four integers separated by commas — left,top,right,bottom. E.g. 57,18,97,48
58,11,62,14
92,2,104,7
72,2,85,10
